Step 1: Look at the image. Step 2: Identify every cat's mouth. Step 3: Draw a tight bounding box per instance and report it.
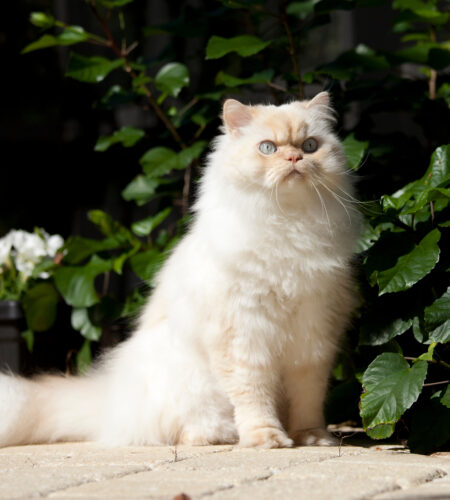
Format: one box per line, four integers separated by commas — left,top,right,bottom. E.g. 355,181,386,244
284,168,304,182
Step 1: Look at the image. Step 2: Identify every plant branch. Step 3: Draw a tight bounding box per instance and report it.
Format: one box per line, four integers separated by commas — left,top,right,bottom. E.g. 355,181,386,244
428,26,437,100
423,380,449,387
87,1,186,149
281,10,304,99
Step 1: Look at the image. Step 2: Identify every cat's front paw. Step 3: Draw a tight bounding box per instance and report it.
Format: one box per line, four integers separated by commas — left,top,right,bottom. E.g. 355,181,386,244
289,428,338,446
240,427,293,449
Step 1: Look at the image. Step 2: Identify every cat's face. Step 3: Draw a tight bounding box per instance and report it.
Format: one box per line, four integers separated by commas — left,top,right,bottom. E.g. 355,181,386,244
220,93,345,198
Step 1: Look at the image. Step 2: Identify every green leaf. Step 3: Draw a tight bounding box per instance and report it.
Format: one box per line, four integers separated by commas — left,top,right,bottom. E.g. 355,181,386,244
129,250,165,283
360,316,413,346
71,308,101,341
441,385,450,409
131,208,172,237
140,141,207,178
376,229,441,295
366,424,396,440
355,219,381,253
215,69,274,88
408,399,450,454
97,0,134,6
22,283,59,332
94,126,145,152
76,339,92,375
121,175,160,205
65,53,125,83
360,353,428,438
342,133,369,170
87,210,138,246
21,330,34,353
64,236,121,265
426,320,450,344
54,255,112,308
286,0,320,19
30,12,55,29
205,35,270,59
424,287,450,329
22,27,90,54
154,62,189,97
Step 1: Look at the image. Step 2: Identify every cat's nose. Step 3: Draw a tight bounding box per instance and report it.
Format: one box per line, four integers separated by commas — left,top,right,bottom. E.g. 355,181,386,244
286,152,302,164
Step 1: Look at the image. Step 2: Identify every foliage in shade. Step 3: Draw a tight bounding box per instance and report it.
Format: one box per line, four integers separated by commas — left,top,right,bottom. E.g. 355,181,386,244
65,53,125,83
205,35,271,59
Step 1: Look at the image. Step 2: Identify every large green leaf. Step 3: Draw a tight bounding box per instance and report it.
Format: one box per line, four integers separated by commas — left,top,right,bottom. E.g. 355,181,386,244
140,141,207,178
205,35,270,59
376,229,441,295
121,175,160,205
66,53,125,83
64,236,121,265
215,69,274,88
342,133,369,170
131,208,172,237
22,283,59,332
360,353,428,438
22,26,90,54
154,63,189,97
94,126,145,152
54,255,112,308
71,308,101,341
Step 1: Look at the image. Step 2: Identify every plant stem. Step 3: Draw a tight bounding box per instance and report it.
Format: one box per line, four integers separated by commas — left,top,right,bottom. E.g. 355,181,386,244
281,10,304,100
423,380,449,387
87,1,186,150
429,26,437,100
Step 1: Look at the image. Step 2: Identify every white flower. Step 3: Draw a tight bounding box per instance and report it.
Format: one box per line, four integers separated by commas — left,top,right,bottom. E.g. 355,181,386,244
0,232,13,266
46,234,64,257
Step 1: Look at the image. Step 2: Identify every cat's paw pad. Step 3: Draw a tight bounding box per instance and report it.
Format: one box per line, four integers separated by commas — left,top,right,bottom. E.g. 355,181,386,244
289,428,338,446
240,427,293,449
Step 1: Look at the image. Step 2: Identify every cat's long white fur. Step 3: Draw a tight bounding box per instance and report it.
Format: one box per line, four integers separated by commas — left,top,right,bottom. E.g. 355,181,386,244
0,93,359,448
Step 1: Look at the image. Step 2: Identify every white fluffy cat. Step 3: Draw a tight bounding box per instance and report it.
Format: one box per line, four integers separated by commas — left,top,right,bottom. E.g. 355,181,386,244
0,92,359,448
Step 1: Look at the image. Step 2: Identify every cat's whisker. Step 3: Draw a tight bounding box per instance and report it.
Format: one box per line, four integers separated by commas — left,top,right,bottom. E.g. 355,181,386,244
315,179,353,225
310,180,333,236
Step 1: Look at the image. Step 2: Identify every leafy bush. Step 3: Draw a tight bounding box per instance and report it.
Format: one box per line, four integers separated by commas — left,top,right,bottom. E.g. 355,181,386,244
17,0,449,452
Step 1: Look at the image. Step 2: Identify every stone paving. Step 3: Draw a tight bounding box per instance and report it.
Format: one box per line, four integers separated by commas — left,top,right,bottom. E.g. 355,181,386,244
0,437,449,499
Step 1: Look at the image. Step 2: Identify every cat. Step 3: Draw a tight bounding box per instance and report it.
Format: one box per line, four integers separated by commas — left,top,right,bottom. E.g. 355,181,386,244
0,92,359,449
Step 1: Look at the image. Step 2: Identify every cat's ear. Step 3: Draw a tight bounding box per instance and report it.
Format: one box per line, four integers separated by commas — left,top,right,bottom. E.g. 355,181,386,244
222,99,253,135
306,91,330,109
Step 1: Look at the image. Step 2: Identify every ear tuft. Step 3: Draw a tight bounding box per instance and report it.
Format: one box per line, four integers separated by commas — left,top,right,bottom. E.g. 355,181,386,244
222,99,253,134
306,91,330,109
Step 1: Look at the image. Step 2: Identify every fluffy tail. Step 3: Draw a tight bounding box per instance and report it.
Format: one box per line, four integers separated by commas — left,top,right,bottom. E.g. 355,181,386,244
0,372,105,447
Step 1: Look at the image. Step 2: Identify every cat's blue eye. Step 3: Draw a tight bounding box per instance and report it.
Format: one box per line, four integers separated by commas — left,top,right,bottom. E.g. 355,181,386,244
302,137,318,153
258,141,277,155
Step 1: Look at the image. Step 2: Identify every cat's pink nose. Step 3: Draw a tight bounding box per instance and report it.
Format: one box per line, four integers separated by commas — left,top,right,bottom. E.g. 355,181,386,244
286,152,302,163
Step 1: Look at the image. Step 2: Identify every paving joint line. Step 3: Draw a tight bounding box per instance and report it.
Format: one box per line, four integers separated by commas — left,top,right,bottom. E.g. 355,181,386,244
359,468,448,500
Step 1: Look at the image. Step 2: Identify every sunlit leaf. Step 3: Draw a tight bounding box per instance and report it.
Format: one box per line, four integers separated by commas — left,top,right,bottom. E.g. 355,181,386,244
361,353,427,438
71,308,101,341
154,62,189,97
95,126,145,152
376,229,441,295
66,53,124,83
